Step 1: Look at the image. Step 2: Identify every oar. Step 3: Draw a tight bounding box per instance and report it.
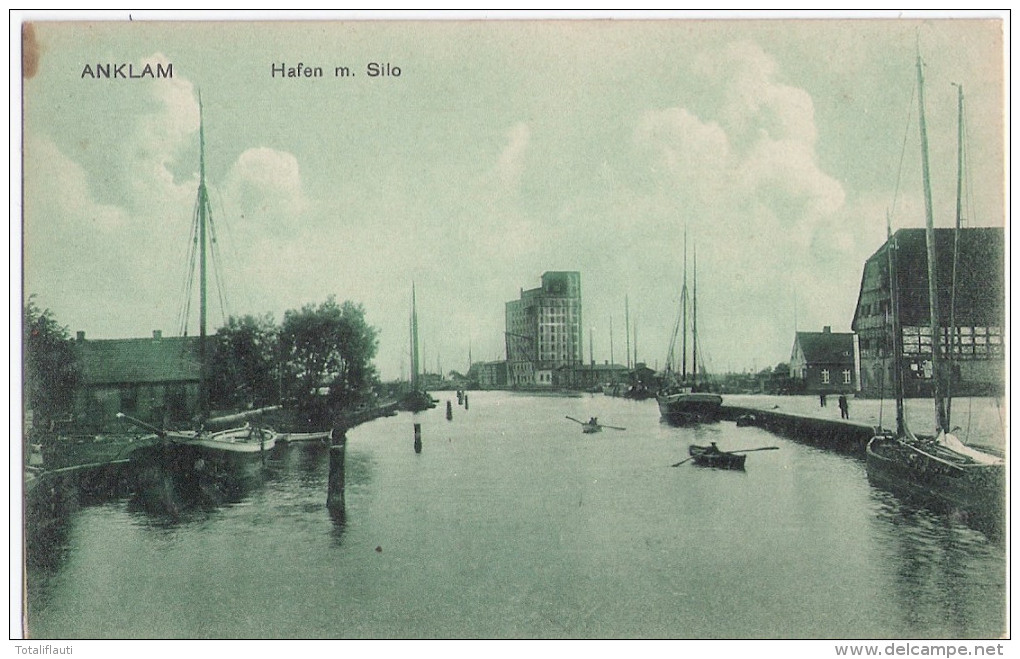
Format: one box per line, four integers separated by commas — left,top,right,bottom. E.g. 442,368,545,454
601,424,626,431
565,416,586,425
671,446,777,467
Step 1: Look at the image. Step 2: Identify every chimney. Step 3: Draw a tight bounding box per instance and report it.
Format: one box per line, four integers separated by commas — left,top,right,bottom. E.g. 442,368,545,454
153,329,162,340
76,331,85,342
823,326,831,334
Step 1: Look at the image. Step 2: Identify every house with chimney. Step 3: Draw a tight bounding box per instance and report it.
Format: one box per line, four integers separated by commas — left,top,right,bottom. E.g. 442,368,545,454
71,330,201,432
789,326,857,395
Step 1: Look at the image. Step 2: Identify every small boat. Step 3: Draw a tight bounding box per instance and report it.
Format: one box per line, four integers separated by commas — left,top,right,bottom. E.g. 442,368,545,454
277,429,334,443
688,443,746,470
565,416,625,434
735,413,758,427
118,412,279,461
166,423,277,455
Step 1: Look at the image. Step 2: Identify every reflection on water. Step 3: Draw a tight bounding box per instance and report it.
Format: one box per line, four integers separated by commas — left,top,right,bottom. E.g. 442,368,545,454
868,488,1006,638
22,392,1006,639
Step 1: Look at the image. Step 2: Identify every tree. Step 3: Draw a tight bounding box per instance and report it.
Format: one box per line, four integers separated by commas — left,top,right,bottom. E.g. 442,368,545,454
210,313,279,410
23,296,80,424
280,296,379,413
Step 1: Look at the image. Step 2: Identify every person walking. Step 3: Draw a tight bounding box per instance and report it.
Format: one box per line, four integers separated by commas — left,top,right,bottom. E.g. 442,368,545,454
838,394,849,419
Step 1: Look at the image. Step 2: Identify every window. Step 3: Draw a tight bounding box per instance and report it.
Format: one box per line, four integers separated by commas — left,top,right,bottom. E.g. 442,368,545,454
843,369,851,384
821,369,830,384
120,385,139,414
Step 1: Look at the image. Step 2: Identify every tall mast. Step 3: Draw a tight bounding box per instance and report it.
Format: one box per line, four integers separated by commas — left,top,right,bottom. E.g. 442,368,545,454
411,283,420,389
947,83,964,427
916,52,948,433
681,228,688,380
886,213,905,435
692,242,698,385
625,295,631,370
198,94,209,417
633,323,637,367
609,316,614,366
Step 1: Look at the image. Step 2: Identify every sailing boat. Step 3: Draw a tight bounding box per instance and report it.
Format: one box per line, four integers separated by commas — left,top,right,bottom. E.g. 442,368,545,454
864,55,1004,534
399,283,437,412
657,233,722,425
121,97,278,464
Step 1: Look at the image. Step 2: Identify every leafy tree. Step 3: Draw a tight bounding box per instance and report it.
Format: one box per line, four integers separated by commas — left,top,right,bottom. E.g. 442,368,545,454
23,296,79,424
210,313,279,409
280,296,379,412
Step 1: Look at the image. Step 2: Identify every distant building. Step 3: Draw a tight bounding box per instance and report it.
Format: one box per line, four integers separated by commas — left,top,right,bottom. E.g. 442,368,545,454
467,361,508,389
72,330,200,432
789,326,856,395
851,228,1004,397
505,272,583,386
465,361,507,391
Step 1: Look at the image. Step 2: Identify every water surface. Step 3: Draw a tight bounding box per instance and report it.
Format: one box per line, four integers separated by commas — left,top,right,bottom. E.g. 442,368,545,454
24,392,1006,639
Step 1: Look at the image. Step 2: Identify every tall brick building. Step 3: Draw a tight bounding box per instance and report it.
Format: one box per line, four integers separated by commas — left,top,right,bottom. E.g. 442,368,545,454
505,272,583,387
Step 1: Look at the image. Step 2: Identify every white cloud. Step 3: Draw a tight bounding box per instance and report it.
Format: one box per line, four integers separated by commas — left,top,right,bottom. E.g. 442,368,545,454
494,122,530,192
222,147,307,234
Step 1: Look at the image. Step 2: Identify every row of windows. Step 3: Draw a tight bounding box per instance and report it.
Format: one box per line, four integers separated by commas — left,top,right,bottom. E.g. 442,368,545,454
859,299,891,318
820,369,853,385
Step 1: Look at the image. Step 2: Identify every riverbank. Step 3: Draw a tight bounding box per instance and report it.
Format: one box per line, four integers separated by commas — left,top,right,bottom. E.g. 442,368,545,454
722,394,1006,453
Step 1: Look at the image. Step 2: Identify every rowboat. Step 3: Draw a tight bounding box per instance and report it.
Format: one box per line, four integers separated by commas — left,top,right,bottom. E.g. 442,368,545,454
688,443,746,470
565,416,625,434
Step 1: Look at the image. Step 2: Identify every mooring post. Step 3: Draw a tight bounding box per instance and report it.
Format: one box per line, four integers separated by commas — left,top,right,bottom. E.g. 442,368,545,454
326,435,346,516
446,400,453,421
458,390,464,405
464,394,469,410
414,422,422,453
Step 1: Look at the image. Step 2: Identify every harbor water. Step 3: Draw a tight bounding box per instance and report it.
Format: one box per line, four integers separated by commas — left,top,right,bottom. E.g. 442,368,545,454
23,392,1006,639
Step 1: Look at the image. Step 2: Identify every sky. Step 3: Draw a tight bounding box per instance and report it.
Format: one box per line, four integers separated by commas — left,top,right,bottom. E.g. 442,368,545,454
17,12,1007,381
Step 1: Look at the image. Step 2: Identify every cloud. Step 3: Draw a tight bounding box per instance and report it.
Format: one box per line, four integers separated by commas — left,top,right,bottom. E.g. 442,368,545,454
24,59,312,339
222,147,307,234
493,122,531,192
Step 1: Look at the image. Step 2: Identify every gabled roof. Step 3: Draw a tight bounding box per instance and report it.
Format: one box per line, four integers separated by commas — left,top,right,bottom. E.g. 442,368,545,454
853,227,1004,330
793,331,854,365
75,335,201,386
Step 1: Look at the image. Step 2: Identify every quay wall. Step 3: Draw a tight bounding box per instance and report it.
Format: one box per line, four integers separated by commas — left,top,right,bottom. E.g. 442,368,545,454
719,405,875,456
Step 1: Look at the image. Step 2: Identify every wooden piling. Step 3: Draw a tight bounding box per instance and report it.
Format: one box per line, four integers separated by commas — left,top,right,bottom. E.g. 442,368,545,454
326,438,346,516
464,394,469,410
414,423,422,453
446,400,453,420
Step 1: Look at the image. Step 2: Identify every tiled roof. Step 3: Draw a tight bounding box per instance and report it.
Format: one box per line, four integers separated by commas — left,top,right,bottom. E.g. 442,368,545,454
854,227,1004,329
795,331,854,365
75,335,201,385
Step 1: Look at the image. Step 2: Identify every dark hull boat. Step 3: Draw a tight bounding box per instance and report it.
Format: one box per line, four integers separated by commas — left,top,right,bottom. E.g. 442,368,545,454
688,443,745,470
866,432,1004,536
40,432,158,470
400,390,438,412
657,231,721,426
129,439,269,517
864,54,1004,541
657,391,723,425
